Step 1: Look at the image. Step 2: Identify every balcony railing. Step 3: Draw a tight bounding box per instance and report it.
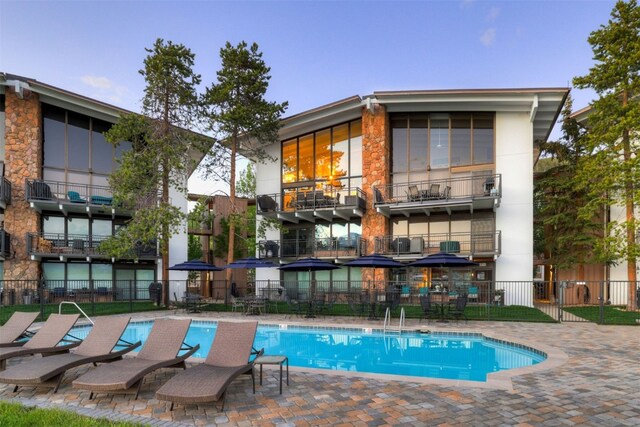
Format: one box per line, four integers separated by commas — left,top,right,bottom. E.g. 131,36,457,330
25,179,161,215
374,231,501,258
373,174,501,216
258,237,366,260
0,229,11,259
257,186,366,223
26,232,159,260
0,177,11,207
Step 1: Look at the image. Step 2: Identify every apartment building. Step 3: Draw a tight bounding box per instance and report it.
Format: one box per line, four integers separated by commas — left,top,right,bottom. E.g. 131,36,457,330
254,89,568,306
0,73,192,299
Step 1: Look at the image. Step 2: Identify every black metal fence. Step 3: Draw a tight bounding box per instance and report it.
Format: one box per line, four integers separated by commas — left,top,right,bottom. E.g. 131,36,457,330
1,279,637,325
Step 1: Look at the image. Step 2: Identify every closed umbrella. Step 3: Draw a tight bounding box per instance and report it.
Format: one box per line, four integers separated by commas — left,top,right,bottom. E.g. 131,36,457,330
343,254,405,319
278,258,340,318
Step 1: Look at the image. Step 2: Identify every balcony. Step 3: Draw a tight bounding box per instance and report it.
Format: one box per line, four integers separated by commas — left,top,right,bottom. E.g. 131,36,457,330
374,231,501,260
26,232,159,261
257,187,366,224
0,229,11,260
25,179,160,218
0,177,11,211
373,174,501,217
258,237,366,260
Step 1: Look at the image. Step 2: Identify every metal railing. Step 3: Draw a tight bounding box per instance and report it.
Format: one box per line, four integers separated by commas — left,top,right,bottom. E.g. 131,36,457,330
0,177,11,206
258,237,366,259
26,232,160,259
373,173,501,205
374,231,501,257
257,186,367,214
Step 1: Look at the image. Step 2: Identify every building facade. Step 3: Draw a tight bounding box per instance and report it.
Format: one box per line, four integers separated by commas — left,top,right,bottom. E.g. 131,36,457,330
0,73,191,300
254,89,568,306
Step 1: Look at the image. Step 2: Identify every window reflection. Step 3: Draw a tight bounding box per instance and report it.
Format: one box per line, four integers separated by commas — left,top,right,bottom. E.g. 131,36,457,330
298,134,314,181
451,114,471,167
430,116,450,169
282,139,297,183
315,129,331,182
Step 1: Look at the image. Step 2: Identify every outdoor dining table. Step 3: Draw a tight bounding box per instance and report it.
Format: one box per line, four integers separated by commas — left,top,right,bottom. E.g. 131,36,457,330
430,291,450,322
244,296,267,315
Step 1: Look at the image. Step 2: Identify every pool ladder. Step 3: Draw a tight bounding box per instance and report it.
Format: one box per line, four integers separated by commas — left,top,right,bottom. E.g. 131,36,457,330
383,307,405,334
59,301,94,325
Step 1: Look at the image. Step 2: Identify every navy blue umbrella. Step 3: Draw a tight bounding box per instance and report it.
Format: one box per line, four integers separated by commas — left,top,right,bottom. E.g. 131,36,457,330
225,257,277,269
407,252,478,268
168,259,224,271
278,258,340,318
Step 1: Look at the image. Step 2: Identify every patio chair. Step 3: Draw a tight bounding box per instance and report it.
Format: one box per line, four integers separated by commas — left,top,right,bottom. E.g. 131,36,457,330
467,286,479,303
449,294,468,322
426,184,440,199
72,318,199,400
285,295,302,318
0,314,81,371
67,191,86,204
407,185,420,201
156,321,263,412
230,295,245,313
419,294,438,322
0,317,140,393
0,312,39,348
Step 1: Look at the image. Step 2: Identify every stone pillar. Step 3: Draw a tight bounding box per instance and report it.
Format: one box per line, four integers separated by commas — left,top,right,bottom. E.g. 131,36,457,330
361,103,390,286
3,88,41,281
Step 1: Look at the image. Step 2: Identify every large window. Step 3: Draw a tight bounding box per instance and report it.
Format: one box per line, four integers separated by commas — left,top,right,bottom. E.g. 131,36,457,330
42,104,131,185
392,113,494,180
281,120,362,190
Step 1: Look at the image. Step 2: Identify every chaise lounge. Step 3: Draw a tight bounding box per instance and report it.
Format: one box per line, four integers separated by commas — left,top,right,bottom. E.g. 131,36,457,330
0,312,39,348
156,321,262,411
0,316,139,393
0,314,81,371
72,318,199,399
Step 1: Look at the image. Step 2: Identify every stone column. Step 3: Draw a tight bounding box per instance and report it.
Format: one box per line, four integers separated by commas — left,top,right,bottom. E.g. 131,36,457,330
3,88,41,281
361,103,390,286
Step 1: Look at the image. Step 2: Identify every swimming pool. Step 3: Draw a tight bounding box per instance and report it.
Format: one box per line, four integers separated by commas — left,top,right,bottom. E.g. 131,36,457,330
69,320,546,382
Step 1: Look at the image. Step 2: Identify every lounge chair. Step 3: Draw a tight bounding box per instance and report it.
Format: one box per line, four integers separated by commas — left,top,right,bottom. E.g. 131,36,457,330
67,191,86,203
0,314,80,371
0,312,39,348
72,318,199,399
0,317,140,393
156,321,262,411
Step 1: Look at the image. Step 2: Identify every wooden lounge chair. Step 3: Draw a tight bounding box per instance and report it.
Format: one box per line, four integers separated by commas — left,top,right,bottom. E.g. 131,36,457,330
156,321,262,412
0,317,140,393
0,314,80,371
0,312,39,348
72,318,199,399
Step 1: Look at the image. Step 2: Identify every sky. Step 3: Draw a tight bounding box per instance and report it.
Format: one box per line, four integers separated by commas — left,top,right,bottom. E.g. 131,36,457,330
0,0,617,196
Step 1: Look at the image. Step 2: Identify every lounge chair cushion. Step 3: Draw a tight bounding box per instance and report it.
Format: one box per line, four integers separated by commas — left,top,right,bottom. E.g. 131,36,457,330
68,191,86,203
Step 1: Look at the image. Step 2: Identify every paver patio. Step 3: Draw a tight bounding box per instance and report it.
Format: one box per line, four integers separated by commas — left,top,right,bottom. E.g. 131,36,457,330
1,311,638,426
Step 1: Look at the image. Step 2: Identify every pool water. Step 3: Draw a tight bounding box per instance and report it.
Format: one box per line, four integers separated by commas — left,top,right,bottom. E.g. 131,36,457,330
70,321,545,382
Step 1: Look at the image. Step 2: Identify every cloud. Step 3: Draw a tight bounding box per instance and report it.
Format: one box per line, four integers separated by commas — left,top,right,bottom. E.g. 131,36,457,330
487,6,500,22
480,28,496,47
80,75,128,104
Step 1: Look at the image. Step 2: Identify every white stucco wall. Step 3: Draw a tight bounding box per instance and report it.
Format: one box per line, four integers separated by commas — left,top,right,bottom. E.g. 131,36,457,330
255,142,282,284
166,181,189,297
495,112,534,306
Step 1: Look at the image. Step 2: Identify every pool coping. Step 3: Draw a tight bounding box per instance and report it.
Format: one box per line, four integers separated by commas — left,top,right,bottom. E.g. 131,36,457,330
106,315,568,391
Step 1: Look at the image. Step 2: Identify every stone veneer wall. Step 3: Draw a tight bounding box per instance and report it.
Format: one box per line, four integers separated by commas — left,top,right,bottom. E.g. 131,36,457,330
3,88,41,281
361,104,390,285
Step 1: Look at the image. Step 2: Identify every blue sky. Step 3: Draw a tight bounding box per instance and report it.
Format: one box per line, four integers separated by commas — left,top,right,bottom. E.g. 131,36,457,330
0,0,617,193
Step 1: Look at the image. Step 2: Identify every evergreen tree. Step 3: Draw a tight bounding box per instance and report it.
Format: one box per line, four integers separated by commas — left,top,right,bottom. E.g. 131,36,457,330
573,0,640,309
101,39,208,306
201,41,287,302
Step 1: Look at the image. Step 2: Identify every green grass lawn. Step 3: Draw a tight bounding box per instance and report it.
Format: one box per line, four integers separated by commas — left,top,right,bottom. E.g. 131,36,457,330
0,301,166,325
562,305,640,325
0,401,143,427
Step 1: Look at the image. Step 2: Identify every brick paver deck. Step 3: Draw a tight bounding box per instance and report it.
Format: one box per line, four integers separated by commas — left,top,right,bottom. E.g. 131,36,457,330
1,311,638,426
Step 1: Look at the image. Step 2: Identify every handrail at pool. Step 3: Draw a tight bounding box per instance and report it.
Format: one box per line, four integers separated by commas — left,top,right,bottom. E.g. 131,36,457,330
59,301,94,325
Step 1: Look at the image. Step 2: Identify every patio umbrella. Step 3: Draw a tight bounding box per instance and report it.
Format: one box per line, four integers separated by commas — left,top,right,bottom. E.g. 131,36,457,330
343,253,405,319
168,260,224,271
407,252,478,291
225,256,277,298
278,258,340,318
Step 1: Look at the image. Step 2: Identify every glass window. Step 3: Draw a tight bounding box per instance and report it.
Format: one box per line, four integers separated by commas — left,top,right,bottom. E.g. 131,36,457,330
315,129,331,182
68,217,89,236
349,120,362,177
68,263,90,281
429,117,449,169
92,219,112,238
43,106,66,168
451,114,471,167
92,264,113,281
298,134,314,181
392,117,408,173
115,140,132,161
42,263,64,282
91,120,113,173
473,114,494,164
282,139,297,183
67,111,90,170
43,216,65,235
409,117,428,171
332,124,349,185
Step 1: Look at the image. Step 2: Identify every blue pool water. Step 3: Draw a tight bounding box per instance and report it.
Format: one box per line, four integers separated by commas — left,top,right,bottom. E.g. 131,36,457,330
70,321,545,382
